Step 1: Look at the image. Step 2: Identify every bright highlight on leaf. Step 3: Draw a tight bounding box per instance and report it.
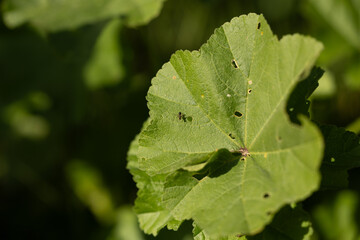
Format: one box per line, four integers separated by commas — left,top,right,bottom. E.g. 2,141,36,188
128,13,324,238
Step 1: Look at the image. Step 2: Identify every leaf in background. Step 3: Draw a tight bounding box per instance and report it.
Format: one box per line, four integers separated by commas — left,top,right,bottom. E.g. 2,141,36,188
2,0,166,32
2,91,51,140
307,0,360,51
347,117,360,134
247,204,313,240
66,160,115,224
311,70,336,100
132,13,324,238
319,125,360,189
83,19,124,90
345,61,360,90
107,206,144,240
313,191,360,240
127,120,182,236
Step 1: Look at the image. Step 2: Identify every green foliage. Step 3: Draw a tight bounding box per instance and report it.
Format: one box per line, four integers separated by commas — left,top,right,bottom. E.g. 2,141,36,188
308,0,360,51
347,117,360,134
313,191,360,240
128,120,183,235
2,91,51,139
193,204,314,240
319,125,360,189
129,13,325,238
247,204,314,240
1,0,360,239
2,0,166,31
107,207,145,240
67,160,115,223
83,19,124,90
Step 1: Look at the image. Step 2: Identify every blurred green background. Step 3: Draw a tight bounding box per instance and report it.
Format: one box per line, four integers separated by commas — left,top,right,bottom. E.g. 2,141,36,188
0,0,359,239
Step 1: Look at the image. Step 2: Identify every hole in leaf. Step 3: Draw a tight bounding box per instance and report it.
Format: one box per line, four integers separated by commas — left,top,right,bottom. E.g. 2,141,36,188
241,157,246,161
248,89,252,94
231,59,239,69
263,193,270,199
229,133,235,139
331,157,335,162
234,111,243,117
257,22,261,29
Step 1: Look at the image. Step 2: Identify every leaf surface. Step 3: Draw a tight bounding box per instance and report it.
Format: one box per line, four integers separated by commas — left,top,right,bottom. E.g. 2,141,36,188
2,0,166,31
127,120,182,236
133,13,324,237
193,205,314,240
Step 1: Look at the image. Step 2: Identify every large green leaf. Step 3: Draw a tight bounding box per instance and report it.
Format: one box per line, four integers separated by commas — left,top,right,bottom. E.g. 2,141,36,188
132,13,324,237
2,0,166,31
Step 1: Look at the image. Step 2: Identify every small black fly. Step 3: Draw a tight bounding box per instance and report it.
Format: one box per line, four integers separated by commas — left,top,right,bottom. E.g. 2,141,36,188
178,112,187,122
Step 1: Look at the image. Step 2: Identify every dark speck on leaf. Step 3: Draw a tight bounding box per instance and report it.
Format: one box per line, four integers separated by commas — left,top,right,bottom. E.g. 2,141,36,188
231,59,239,69
234,111,243,117
178,112,187,122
